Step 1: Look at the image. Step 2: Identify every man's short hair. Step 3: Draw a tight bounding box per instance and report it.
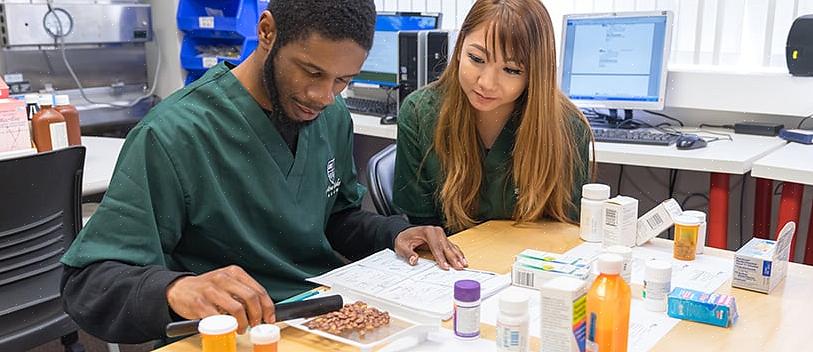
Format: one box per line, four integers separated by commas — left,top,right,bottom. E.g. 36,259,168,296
267,0,377,51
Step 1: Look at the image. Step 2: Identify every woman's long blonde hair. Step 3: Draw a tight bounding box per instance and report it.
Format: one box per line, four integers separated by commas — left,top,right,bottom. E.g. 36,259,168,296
433,0,592,232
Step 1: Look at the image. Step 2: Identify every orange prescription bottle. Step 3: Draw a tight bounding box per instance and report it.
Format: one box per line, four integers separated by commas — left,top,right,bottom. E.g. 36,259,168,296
31,94,68,152
198,315,237,352
673,214,701,261
54,95,82,146
250,324,280,352
586,254,631,352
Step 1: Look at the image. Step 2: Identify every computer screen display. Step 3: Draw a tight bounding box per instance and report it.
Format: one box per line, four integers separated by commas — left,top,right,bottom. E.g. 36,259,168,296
356,31,400,86
354,12,441,87
375,14,439,31
559,12,673,110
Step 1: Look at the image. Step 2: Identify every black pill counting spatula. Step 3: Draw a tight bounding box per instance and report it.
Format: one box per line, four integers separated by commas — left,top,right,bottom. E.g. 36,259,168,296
165,294,343,338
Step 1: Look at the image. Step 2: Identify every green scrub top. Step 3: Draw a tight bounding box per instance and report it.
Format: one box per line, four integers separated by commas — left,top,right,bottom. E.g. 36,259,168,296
62,62,366,300
392,87,590,231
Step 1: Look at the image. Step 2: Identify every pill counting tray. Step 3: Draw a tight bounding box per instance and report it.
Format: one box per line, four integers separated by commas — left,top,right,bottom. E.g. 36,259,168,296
286,283,440,351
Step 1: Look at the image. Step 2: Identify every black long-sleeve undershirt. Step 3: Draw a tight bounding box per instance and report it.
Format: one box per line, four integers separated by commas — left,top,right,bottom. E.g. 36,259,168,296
60,207,412,343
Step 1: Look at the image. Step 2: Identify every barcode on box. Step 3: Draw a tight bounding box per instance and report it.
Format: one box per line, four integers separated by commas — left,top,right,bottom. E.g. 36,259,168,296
515,269,534,288
605,209,618,227
647,213,664,229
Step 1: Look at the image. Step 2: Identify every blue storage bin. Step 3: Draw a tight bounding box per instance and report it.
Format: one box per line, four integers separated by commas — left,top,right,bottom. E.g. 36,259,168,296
177,0,262,39
180,36,258,71
184,69,207,85
178,1,266,85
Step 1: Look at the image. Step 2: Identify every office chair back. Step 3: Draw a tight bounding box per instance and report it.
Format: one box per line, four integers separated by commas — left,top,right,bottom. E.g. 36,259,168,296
367,144,398,216
0,146,85,351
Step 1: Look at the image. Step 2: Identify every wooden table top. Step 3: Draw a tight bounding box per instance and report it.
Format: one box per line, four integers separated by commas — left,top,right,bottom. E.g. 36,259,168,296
155,220,813,351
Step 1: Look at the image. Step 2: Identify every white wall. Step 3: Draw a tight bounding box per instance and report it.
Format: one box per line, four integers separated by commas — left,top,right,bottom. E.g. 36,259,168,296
146,0,813,116
146,0,184,99
372,0,813,117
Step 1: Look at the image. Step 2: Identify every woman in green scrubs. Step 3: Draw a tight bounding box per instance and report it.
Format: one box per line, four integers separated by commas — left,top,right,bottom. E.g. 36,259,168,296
394,0,593,234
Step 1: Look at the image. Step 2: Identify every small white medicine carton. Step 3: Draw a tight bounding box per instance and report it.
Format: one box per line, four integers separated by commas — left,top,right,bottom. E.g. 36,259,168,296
511,256,589,290
603,196,638,248
636,198,683,245
540,277,587,352
732,222,795,294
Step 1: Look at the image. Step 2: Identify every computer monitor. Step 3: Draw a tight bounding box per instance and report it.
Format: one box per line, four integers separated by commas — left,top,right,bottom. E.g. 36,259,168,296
353,12,441,87
558,11,673,111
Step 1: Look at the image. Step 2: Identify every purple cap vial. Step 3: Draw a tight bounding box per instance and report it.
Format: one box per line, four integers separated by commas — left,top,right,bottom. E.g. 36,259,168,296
454,280,481,302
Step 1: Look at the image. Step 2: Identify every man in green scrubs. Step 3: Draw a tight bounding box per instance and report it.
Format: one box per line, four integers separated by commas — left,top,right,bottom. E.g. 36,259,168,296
60,0,465,343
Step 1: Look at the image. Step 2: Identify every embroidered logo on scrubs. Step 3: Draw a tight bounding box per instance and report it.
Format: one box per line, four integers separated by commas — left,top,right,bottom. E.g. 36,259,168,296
327,158,337,185
325,158,341,197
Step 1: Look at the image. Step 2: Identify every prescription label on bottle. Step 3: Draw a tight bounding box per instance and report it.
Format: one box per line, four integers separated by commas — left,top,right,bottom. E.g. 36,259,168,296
496,322,526,351
643,280,670,300
454,304,480,338
49,122,68,149
586,312,599,352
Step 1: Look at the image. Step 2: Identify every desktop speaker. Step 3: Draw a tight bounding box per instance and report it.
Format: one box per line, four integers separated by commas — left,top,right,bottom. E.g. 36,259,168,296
787,14,813,76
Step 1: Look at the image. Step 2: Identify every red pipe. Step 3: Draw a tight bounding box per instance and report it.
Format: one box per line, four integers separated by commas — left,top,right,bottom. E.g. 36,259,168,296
805,205,813,265
753,178,773,239
776,182,804,262
708,173,730,249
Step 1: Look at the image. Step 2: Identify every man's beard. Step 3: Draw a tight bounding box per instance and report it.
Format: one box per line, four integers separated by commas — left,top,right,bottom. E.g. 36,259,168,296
262,44,315,131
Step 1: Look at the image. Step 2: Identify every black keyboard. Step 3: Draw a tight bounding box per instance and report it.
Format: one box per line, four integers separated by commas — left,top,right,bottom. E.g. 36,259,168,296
345,97,397,117
592,128,679,146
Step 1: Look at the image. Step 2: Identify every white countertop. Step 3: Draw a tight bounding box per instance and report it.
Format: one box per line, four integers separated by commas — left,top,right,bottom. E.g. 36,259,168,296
83,136,125,196
751,142,813,185
592,130,787,174
77,127,793,199
351,113,397,140
348,114,787,175
0,136,124,197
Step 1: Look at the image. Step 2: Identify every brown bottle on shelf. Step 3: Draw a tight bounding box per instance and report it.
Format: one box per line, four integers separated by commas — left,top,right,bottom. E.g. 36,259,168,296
31,94,69,152
54,95,82,146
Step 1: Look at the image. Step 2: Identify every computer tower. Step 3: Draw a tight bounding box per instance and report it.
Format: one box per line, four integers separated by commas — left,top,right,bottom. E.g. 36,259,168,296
397,31,420,110
425,30,458,83
397,30,458,111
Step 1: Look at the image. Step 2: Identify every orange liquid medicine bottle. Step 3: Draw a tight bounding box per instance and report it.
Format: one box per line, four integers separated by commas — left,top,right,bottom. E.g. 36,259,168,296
586,253,631,352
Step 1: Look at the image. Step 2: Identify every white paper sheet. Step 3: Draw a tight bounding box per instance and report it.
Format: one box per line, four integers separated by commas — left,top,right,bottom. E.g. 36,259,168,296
631,245,732,293
480,288,679,351
628,299,681,352
564,242,732,293
377,278,451,315
308,249,510,318
378,328,497,352
310,264,409,295
356,248,438,276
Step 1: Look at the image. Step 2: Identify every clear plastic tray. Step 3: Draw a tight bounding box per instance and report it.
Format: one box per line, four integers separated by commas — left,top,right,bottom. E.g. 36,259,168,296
285,283,441,351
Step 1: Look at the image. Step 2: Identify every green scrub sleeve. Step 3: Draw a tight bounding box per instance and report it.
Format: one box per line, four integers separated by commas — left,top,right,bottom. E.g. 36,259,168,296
392,92,440,219
62,125,185,268
568,116,592,221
